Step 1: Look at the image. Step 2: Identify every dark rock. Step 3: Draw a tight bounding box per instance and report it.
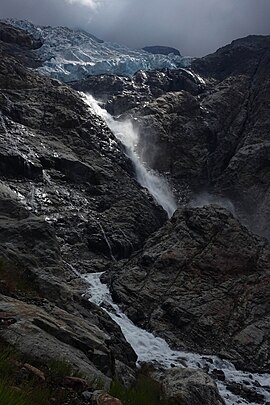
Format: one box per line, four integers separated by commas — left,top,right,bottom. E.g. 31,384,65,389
125,35,270,238
192,35,270,79
143,45,181,56
0,24,166,274
70,68,204,116
226,382,265,404
0,22,164,384
106,205,270,372
1,21,270,400
211,369,226,382
0,22,42,50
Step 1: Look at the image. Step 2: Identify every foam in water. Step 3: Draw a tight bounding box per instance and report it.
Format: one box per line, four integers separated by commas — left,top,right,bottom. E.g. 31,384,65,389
84,272,270,405
82,93,177,217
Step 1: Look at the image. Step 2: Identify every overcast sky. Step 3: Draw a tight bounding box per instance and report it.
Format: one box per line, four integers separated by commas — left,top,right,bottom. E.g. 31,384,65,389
0,0,270,56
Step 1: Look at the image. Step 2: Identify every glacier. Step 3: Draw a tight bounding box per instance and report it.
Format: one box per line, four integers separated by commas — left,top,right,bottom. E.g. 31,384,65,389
3,19,192,82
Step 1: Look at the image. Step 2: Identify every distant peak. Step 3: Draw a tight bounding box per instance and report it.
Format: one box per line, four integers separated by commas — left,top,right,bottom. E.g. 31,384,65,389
143,46,181,56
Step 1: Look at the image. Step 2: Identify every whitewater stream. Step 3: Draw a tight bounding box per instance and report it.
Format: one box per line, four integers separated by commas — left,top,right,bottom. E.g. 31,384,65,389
83,93,177,218
84,272,270,405
82,95,270,404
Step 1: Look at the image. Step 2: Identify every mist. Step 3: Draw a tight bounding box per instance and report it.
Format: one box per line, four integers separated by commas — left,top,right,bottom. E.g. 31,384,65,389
0,0,270,56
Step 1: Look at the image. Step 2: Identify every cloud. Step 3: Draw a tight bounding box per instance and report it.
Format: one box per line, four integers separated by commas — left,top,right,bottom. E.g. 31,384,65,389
66,0,99,8
0,0,269,56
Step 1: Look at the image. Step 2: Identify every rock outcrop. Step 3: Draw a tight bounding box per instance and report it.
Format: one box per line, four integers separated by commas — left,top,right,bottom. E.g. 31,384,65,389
0,22,165,384
2,19,270,404
143,46,181,56
106,205,270,372
125,35,270,238
152,368,225,405
73,35,270,238
71,68,204,116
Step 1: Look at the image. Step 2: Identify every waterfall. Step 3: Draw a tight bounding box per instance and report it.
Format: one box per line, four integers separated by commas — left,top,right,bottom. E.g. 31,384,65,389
82,94,177,218
84,272,270,405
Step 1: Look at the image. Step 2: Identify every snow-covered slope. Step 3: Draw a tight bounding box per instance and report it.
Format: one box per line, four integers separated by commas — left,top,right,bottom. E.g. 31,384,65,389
3,19,192,82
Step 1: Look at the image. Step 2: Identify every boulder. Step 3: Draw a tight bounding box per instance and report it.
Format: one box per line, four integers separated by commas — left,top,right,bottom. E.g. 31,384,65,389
153,368,225,405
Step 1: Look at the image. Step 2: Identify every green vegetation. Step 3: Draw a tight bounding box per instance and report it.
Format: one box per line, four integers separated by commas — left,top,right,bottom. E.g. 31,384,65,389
0,257,169,404
110,375,169,405
48,358,85,379
0,339,83,405
0,380,30,405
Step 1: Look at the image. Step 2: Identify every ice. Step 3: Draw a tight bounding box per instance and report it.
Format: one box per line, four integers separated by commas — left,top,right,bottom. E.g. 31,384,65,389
3,19,192,82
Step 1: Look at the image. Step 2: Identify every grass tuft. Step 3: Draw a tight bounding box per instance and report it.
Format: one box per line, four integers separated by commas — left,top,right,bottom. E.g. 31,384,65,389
110,375,169,405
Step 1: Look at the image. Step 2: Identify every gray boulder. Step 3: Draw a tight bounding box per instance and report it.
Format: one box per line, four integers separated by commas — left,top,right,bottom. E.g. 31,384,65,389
153,368,225,405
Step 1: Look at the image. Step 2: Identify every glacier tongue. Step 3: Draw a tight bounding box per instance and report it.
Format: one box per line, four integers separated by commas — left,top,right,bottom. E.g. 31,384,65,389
3,18,192,82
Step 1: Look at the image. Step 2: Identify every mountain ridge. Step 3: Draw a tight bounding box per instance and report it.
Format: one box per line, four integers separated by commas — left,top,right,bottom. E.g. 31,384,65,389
0,20,270,404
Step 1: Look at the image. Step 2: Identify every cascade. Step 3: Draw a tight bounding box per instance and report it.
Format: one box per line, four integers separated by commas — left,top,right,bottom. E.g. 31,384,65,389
82,94,177,218
85,272,270,405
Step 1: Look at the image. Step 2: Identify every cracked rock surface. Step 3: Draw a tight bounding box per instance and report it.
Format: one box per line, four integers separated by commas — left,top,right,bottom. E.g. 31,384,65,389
105,205,270,372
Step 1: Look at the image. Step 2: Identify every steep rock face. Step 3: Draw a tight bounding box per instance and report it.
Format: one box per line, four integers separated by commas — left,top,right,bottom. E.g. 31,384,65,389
71,68,204,116
0,22,42,49
124,35,270,237
106,206,270,372
0,23,167,381
0,22,42,68
0,25,166,270
0,185,137,383
192,35,270,79
72,35,270,237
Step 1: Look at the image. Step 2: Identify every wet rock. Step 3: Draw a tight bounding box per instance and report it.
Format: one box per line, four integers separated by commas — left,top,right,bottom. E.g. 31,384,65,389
107,205,270,372
0,21,166,275
71,68,204,116
226,382,265,404
211,369,226,382
0,24,143,379
126,35,270,238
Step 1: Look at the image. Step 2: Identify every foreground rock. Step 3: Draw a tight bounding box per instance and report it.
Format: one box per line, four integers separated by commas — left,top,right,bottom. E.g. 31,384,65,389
106,205,270,372
0,192,137,384
151,368,225,405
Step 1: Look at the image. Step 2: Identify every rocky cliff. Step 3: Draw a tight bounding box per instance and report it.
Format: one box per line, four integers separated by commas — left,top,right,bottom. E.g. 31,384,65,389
1,20,270,405
0,21,166,388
